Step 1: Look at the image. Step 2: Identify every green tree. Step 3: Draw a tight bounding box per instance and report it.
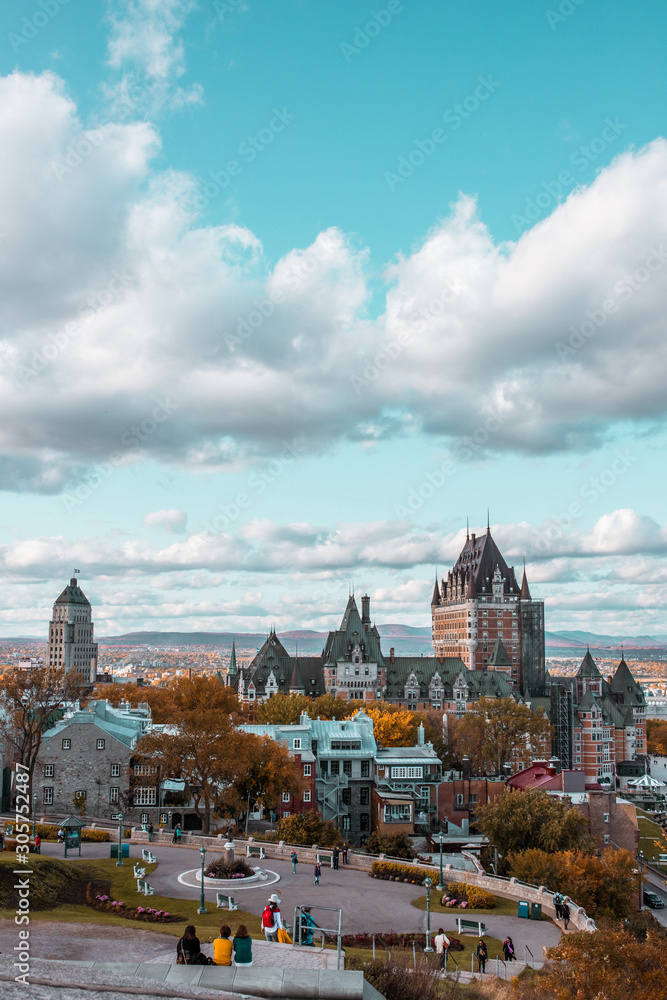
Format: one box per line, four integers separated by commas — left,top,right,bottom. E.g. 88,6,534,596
275,809,343,847
474,787,593,862
225,734,305,833
363,831,415,859
453,696,553,774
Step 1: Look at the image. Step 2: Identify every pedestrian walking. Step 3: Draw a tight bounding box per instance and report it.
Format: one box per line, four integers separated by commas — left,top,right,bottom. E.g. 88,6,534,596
561,901,570,930
56,828,64,844
434,927,450,970
476,938,488,974
291,850,298,874
314,862,321,886
342,841,348,864
553,891,562,919
261,894,283,943
147,822,154,843
503,936,516,962
174,824,182,845
332,846,339,870
34,834,41,854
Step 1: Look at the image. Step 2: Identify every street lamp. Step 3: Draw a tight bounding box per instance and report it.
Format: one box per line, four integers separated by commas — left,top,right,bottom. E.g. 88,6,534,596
433,832,446,891
423,876,434,953
116,812,124,867
197,845,208,914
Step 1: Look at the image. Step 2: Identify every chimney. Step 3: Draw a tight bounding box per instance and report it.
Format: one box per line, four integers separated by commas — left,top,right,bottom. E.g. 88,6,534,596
470,533,475,545
390,647,395,663
417,723,425,746
361,594,371,626
461,818,469,836
462,755,470,779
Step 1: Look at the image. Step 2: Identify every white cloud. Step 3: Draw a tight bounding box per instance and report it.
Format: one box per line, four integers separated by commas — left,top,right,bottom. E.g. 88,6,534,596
143,508,188,533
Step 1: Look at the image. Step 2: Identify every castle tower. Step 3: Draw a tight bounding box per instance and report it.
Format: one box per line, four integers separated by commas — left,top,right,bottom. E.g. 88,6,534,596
46,576,98,684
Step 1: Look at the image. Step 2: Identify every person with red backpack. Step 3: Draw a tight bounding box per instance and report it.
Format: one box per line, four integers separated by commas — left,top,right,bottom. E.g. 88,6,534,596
262,894,282,942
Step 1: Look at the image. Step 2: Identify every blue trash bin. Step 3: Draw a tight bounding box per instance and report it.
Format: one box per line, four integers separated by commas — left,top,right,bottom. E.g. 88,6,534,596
518,900,529,919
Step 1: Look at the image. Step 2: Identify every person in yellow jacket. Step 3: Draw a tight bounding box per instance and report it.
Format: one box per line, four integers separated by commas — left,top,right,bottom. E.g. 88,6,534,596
213,925,233,966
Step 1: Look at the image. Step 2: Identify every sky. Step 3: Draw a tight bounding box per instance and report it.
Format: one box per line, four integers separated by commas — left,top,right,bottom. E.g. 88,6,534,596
1,0,667,639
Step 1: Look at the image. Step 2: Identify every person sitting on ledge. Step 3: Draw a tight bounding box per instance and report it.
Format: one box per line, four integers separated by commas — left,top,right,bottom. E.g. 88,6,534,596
213,924,233,966
177,924,210,965
233,925,253,967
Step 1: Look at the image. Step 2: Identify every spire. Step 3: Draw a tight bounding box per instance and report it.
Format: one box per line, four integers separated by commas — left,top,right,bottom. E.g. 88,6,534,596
487,508,490,535
520,560,531,600
431,575,441,606
229,642,237,676
466,517,469,541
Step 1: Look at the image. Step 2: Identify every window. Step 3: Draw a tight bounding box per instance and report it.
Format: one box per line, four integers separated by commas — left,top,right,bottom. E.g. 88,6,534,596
43,787,53,805
303,764,311,777
343,760,352,777
282,811,290,817
604,834,610,844
110,787,119,804
360,813,370,832
469,794,477,805
456,793,464,806
342,816,351,831
360,787,369,805
74,789,86,801
141,813,149,824
603,813,609,823
134,787,156,806
303,791,311,802
342,788,351,805
111,764,120,777
96,739,105,750
361,761,370,777
62,739,71,750
44,764,54,777
282,791,291,803
133,764,156,776
293,738,301,750
330,761,340,776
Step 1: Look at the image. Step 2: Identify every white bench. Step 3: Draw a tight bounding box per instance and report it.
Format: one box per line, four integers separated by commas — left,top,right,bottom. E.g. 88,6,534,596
246,845,265,859
133,863,146,878
457,917,486,936
141,849,157,864
216,893,238,911
136,879,155,896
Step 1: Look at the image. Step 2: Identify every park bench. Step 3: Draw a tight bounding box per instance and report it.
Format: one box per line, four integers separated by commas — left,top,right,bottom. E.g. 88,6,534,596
133,863,146,879
142,849,157,863
216,893,239,911
246,845,266,859
457,918,486,936
136,879,155,896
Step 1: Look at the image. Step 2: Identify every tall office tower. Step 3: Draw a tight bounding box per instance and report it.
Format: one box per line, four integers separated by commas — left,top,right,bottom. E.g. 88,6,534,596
46,577,99,684
431,523,545,696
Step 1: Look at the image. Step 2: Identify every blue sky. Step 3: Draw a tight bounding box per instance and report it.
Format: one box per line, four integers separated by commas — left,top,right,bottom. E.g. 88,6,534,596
1,0,667,638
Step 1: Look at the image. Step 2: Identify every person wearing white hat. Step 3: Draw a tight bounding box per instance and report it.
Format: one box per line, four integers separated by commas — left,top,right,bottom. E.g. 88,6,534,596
261,894,283,942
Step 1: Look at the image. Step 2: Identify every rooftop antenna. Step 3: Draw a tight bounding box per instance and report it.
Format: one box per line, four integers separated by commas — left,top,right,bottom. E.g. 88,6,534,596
486,509,490,535
466,517,469,541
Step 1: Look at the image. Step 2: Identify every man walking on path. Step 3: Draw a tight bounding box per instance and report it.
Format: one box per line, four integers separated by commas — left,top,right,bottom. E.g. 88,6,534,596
476,938,488,974
291,850,298,874
314,862,321,886
434,927,450,970
553,891,563,919
332,846,339,870
561,901,570,930
342,842,348,864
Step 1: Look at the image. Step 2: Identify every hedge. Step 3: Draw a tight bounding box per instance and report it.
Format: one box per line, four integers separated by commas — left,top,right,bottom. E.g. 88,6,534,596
342,931,464,951
4,824,111,845
369,861,438,884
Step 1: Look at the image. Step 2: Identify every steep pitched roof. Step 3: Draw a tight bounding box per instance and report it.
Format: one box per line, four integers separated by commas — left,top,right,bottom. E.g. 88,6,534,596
578,688,599,712
488,638,511,668
576,650,602,679
609,658,645,707
441,528,521,600
520,566,531,600
321,595,384,666
385,656,467,700
431,577,441,605
54,577,91,607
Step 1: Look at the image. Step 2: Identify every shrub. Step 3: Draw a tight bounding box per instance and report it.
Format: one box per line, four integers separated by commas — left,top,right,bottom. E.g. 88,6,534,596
465,885,496,909
204,858,254,879
345,957,462,1000
86,886,183,922
27,823,111,843
364,832,416,859
370,861,438,884
276,810,342,848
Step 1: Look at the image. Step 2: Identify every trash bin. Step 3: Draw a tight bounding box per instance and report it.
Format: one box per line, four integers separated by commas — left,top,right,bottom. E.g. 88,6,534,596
530,902,542,920
121,844,129,858
518,900,529,919
110,844,118,859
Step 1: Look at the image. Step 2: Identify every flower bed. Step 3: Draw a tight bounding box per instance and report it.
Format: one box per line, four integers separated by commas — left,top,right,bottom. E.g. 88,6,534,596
369,861,441,884
204,858,255,880
86,887,183,922
341,931,464,951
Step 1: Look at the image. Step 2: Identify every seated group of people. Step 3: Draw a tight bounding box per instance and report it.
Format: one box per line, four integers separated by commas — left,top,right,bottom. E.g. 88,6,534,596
176,924,252,967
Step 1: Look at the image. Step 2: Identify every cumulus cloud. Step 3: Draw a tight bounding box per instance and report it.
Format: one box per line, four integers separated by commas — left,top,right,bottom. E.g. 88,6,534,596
143,509,188,533
3,71,667,495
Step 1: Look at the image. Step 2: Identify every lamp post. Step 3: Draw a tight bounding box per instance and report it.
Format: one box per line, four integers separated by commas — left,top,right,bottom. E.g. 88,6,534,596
116,812,124,867
197,845,208,914
433,832,446,891
423,876,434,953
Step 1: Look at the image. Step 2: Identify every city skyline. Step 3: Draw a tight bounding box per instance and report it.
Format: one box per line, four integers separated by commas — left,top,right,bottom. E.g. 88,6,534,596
1,3,666,637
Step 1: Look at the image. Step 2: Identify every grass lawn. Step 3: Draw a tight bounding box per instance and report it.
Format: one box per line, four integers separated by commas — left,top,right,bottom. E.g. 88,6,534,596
410,892,551,921
0,853,262,944
635,809,667,867
345,932,505,969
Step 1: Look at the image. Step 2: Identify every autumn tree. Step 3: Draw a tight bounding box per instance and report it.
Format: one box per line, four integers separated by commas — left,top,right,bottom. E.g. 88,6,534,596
276,809,343,848
93,675,241,724
508,847,639,918
255,693,312,725
474,787,593,861
0,665,81,798
453,696,553,774
647,717,667,755
225,734,306,833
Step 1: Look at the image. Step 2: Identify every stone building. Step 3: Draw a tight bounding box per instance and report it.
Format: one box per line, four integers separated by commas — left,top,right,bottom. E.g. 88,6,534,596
46,576,99,684
236,721,317,821
374,728,442,836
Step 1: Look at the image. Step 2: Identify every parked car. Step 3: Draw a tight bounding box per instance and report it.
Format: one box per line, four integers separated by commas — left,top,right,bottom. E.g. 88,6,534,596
643,889,665,909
